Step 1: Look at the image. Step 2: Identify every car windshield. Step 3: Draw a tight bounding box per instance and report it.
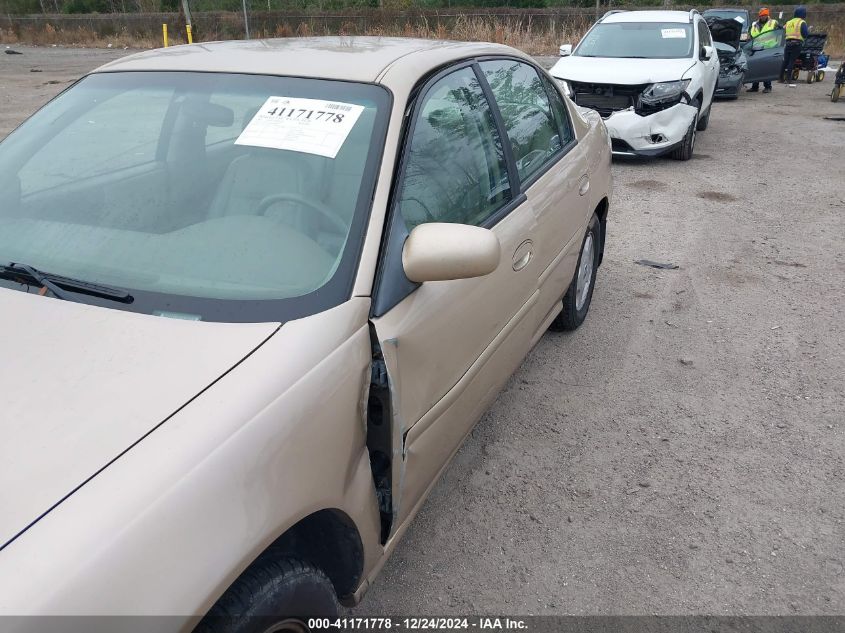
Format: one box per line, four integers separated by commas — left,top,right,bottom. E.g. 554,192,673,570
0,71,389,323
575,22,694,59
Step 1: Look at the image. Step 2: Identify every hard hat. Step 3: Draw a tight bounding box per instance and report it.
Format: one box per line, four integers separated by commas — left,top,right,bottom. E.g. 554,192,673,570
759,7,770,17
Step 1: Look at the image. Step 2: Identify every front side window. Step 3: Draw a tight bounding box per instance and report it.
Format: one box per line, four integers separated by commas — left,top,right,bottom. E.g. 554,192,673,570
0,71,390,322
397,66,511,230
479,59,563,181
697,20,713,49
575,22,695,59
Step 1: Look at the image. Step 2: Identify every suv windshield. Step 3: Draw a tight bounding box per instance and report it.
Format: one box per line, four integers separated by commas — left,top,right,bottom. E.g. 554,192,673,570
0,72,389,323
575,22,694,59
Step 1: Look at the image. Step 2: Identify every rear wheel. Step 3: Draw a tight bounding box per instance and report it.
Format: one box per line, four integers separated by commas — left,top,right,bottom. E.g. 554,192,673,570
792,69,800,81
817,71,825,82
550,214,600,332
196,558,339,633
832,83,843,102
807,72,816,84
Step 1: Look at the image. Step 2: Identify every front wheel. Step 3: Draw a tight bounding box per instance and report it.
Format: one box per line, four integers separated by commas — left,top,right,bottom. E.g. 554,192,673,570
833,83,843,102
817,71,825,82
550,214,600,332
792,69,800,81
671,109,697,161
807,72,816,84
195,558,339,633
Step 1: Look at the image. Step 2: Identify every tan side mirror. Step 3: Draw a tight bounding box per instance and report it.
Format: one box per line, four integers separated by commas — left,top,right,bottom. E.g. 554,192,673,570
402,223,501,283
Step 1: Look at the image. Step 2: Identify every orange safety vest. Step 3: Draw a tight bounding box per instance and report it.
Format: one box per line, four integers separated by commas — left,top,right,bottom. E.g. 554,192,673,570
784,17,805,41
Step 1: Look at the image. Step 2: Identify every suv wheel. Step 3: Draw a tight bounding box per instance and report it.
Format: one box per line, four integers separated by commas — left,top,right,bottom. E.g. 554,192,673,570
671,105,698,161
550,213,600,332
196,558,339,633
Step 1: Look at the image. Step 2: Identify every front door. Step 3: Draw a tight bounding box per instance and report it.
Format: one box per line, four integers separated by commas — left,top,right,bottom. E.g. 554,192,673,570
370,62,540,530
744,29,786,83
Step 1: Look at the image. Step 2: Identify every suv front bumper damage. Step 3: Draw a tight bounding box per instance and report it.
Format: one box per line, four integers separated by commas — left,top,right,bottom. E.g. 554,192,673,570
604,103,698,157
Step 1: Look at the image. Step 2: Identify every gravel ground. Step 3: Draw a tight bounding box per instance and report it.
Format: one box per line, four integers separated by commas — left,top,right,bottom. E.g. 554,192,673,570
2,45,844,616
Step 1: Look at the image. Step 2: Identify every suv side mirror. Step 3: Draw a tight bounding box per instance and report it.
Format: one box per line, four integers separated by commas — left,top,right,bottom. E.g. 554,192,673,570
700,45,714,60
559,44,572,57
402,223,501,283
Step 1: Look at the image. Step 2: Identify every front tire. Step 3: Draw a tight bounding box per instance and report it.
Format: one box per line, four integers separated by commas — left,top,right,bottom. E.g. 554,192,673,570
550,214,600,332
196,558,339,633
832,83,843,102
671,108,698,161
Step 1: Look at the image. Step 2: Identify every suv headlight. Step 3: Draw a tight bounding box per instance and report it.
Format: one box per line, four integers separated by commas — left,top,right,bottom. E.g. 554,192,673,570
640,79,691,105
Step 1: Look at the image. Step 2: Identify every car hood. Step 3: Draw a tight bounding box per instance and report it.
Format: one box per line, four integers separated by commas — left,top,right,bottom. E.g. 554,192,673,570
549,56,696,85
0,289,279,549
706,17,743,50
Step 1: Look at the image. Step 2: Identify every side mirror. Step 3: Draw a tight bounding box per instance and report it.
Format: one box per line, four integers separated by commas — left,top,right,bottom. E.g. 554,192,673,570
701,45,714,60
559,43,572,57
402,223,501,283
752,43,764,52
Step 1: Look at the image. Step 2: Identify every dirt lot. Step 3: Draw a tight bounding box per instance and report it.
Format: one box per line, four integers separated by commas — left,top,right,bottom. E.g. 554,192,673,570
2,45,844,616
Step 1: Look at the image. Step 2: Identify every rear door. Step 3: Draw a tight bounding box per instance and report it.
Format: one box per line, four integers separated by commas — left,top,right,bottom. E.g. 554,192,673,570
744,29,786,82
477,58,588,343
370,61,540,530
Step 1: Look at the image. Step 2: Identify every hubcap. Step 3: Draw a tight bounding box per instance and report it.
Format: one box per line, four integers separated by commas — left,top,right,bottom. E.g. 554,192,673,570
261,619,310,633
575,232,594,311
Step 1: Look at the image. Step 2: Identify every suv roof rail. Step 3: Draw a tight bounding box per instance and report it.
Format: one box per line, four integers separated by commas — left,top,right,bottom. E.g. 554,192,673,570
601,9,626,20
689,8,700,21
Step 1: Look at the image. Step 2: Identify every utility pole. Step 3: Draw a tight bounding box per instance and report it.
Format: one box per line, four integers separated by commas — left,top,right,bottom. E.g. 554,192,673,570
242,0,250,38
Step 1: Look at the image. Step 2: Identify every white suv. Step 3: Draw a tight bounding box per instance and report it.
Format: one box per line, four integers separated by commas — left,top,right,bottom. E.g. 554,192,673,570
551,9,719,160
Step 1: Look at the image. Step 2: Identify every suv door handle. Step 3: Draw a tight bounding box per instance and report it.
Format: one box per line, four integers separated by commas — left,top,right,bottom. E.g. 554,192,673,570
579,175,590,196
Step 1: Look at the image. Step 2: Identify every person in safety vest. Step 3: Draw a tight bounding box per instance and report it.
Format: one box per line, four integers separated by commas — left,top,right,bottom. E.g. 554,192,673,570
781,6,810,82
748,7,779,92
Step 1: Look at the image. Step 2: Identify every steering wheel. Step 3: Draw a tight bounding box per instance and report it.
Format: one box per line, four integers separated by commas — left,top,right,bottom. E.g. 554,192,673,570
255,193,348,235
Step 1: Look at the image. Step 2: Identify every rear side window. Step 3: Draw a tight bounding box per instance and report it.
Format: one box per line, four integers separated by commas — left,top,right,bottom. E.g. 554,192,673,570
397,66,511,230
540,74,575,148
479,59,561,181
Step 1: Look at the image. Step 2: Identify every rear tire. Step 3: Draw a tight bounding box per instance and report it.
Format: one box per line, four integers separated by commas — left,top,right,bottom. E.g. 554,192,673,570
550,214,600,332
792,69,800,81
807,72,816,84
196,557,339,633
817,71,825,82
833,84,843,102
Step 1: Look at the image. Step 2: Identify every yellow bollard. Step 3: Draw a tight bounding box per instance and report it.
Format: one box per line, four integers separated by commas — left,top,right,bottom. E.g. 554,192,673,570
186,24,193,44
162,23,169,48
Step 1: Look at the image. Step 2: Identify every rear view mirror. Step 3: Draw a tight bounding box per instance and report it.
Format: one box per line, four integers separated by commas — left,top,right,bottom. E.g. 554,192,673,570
402,223,501,283
559,44,572,57
701,45,714,60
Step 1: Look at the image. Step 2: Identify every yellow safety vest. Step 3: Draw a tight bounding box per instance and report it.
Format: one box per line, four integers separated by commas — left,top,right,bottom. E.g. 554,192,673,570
750,19,777,37
784,17,805,41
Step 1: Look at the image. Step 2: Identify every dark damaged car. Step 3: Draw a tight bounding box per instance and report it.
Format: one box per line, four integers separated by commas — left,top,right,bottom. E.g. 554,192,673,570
707,16,748,99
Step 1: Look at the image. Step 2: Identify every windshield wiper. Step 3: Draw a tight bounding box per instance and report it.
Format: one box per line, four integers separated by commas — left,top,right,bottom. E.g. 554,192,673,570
0,262,134,304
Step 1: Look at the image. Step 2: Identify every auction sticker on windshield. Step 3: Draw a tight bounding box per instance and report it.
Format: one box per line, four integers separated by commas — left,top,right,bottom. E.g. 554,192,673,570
235,96,364,158
661,28,687,38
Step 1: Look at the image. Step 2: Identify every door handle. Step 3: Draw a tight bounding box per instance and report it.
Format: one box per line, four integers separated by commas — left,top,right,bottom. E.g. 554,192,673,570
578,175,590,197
512,239,533,272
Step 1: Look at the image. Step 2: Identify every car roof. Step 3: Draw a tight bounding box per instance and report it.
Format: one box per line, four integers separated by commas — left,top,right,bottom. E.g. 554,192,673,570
92,37,525,84
602,10,694,24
